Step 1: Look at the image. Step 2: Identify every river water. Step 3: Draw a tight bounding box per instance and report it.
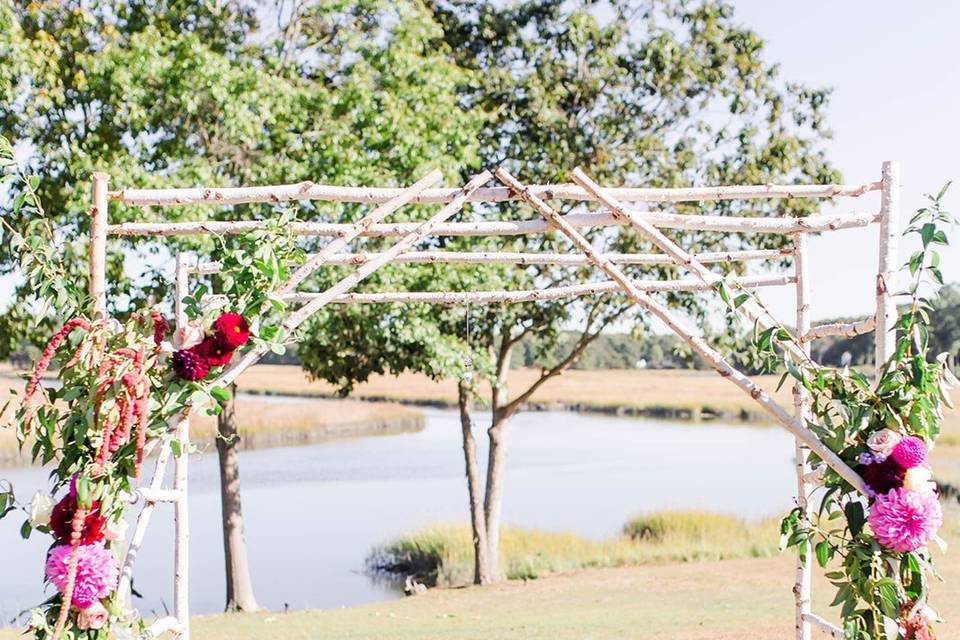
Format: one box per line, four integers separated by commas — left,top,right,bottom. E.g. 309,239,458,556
0,406,797,623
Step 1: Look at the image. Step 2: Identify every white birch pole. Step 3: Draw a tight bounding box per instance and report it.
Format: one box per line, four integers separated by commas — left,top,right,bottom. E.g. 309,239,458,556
276,169,443,296
801,317,876,343
569,167,814,367
106,210,880,238
205,170,493,390
90,173,109,317
173,253,191,640
192,248,789,274
792,233,813,640
496,167,869,495
118,439,175,606
263,275,795,305
111,180,880,207
875,161,900,380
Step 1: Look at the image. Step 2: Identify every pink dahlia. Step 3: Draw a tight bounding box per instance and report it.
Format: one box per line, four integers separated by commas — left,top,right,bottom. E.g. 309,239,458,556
892,436,928,469
868,487,942,553
45,544,119,609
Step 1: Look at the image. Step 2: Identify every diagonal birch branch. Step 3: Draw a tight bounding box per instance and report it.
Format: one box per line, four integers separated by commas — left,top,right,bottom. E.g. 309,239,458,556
276,169,444,296
208,170,494,391
495,167,868,496
570,167,815,368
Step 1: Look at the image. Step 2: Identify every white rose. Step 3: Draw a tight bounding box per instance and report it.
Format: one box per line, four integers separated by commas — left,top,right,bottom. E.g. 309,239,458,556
903,466,937,494
28,491,54,527
103,518,129,542
172,321,205,350
866,428,902,458
106,318,123,334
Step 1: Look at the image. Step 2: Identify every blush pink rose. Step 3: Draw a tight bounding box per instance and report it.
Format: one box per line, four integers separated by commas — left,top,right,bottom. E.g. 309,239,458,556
866,428,902,458
77,602,109,630
171,321,205,351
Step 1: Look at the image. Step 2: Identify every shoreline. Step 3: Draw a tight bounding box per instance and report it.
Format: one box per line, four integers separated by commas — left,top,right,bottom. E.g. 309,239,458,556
239,386,771,423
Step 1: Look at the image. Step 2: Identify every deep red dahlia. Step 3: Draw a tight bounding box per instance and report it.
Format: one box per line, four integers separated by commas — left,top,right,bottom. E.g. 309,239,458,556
191,336,233,367
862,456,906,495
212,313,250,350
152,313,169,346
49,495,107,545
172,349,210,381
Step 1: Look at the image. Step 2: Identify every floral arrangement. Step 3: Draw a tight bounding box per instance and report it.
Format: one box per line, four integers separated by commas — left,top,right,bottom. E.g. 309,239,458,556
0,135,302,639
745,185,957,640
4,304,257,638
170,312,252,381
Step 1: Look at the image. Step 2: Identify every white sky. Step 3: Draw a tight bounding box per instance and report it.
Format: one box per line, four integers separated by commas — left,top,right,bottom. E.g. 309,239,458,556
2,2,958,325
743,0,960,321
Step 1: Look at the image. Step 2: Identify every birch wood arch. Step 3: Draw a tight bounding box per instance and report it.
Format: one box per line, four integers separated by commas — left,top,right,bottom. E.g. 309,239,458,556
87,160,899,640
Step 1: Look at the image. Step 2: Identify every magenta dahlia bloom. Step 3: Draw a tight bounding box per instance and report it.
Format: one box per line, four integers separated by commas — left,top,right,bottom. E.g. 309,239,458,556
868,487,942,553
45,544,119,609
892,435,928,469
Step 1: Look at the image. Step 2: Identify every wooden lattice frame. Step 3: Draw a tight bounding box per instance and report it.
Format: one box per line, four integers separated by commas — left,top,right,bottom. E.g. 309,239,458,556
87,161,900,640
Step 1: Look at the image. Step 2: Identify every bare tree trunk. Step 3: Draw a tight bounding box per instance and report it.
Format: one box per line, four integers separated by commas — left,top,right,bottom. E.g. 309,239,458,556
216,384,260,612
483,339,514,580
457,380,492,585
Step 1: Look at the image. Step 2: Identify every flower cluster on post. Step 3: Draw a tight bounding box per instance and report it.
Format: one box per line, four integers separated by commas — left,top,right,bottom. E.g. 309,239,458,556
170,313,252,381
0,140,294,639
769,186,956,640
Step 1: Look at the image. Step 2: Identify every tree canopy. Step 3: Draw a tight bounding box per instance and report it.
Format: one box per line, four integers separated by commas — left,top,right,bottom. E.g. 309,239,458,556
1,0,838,387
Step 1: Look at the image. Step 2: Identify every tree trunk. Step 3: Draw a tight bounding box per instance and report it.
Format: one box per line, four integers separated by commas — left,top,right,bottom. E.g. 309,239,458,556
483,339,514,581
457,380,492,585
482,416,509,579
216,384,260,612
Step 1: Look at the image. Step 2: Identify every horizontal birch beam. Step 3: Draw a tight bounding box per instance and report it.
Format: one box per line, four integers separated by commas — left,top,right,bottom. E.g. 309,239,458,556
570,168,814,368
800,316,877,343
190,248,790,274
208,171,494,391
497,167,869,496
200,275,794,306
107,211,880,239
110,181,880,207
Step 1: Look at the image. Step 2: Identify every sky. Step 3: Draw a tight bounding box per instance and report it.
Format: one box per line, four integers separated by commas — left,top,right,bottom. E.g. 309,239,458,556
739,0,960,321
2,2,958,326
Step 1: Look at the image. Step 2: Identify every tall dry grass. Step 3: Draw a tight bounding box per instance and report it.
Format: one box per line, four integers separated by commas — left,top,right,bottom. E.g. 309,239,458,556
369,511,781,586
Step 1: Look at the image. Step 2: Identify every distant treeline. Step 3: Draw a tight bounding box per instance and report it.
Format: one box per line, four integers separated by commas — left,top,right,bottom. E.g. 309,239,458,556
262,284,959,373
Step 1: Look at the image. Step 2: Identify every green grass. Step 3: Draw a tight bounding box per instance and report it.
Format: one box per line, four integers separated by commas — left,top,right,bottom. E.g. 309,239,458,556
369,511,781,586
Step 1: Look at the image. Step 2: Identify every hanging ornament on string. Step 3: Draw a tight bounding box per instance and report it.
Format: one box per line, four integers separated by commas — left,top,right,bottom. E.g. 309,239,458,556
461,305,473,383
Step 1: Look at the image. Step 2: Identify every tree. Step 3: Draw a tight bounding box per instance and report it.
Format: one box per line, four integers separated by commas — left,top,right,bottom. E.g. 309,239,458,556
292,0,843,584
0,0,486,607
420,0,839,581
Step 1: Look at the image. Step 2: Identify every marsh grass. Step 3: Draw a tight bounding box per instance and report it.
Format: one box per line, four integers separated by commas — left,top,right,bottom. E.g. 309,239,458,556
369,511,781,586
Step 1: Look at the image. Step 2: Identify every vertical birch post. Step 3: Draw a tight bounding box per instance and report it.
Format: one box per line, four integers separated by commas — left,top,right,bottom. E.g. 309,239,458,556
792,233,813,640
174,253,191,639
90,172,109,317
875,161,900,379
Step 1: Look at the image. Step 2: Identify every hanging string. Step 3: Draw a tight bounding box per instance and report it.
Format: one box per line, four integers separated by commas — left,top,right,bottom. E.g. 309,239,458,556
462,304,473,382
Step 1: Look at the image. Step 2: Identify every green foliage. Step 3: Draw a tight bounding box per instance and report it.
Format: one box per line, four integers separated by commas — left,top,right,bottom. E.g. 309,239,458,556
0,0,485,374
763,187,957,639
421,0,839,393
0,0,838,396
